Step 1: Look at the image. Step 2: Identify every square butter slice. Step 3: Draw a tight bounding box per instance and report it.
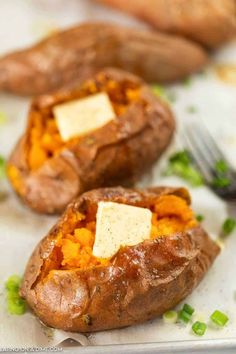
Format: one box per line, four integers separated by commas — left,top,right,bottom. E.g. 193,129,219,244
93,202,152,259
53,92,116,141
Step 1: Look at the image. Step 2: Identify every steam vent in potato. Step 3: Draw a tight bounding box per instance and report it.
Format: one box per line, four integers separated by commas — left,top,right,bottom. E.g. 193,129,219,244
7,68,175,214
20,186,220,332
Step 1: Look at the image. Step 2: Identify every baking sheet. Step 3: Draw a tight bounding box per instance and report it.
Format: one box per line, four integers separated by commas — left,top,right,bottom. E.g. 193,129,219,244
0,0,236,351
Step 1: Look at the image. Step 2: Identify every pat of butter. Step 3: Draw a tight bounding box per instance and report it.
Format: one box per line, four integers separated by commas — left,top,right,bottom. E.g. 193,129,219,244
93,202,152,259
53,92,116,141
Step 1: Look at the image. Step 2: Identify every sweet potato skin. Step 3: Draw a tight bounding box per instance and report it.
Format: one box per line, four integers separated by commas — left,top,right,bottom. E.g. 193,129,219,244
0,22,208,95
8,68,175,214
97,0,236,48
20,186,220,332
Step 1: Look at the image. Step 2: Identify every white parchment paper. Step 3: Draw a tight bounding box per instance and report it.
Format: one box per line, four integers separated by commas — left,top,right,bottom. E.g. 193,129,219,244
0,0,236,349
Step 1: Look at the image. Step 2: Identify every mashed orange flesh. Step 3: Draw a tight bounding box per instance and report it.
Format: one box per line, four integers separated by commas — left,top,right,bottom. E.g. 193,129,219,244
27,76,141,171
56,195,197,270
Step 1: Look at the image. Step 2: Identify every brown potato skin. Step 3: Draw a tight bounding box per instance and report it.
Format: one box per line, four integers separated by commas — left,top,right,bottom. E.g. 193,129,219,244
0,22,208,96
97,0,236,48
20,186,220,332
8,68,175,214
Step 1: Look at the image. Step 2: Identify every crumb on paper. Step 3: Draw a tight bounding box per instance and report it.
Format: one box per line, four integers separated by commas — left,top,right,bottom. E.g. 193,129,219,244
41,323,55,339
214,64,236,85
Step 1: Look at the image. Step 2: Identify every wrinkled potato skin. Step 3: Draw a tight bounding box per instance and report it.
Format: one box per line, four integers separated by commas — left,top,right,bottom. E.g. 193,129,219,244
98,0,236,48
8,69,175,214
0,22,208,95
20,186,220,332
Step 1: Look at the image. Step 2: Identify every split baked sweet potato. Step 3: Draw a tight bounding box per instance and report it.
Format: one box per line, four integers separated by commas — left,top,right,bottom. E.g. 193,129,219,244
0,22,208,95
7,68,175,214
20,186,220,332
97,0,236,48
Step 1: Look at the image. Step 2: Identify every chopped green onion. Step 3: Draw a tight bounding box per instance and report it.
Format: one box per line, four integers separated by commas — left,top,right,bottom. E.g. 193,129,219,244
196,214,205,222
212,176,230,188
5,275,22,292
186,105,197,114
152,84,166,98
151,85,176,104
0,111,7,125
179,310,192,324
183,77,192,87
215,160,229,174
222,218,236,236
165,150,204,187
183,303,195,316
7,297,26,315
192,321,207,336
0,156,6,179
5,275,26,315
163,310,178,324
169,150,191,165
210,310,229,327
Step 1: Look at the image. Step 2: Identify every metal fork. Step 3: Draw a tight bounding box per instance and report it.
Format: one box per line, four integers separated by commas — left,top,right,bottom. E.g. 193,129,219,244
183,123,236,202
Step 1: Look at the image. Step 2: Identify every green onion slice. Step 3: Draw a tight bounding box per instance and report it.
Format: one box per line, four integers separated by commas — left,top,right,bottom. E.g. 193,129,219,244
192,321,207,336
183,303,195,316
179,310,192,324
210,310,229,327
222,218,236,236
163,310,178,324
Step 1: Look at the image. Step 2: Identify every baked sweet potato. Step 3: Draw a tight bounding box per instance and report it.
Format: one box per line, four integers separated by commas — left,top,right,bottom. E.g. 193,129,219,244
97,0,236,48
0,22,208,96
20,186,220,332
7,68,175,214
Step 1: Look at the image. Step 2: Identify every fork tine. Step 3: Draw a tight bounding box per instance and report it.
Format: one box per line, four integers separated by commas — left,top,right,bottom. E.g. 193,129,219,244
185,124,216,171
182,128,213,183
193,123,228,164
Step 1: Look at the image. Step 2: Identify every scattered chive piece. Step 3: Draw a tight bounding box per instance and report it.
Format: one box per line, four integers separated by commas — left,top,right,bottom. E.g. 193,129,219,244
212,176,230,188
0,155,6,179
5,275,21,292
183,303,195,316
5,275,26,315
0,111,7,125
151,84,166,99
179,309,192,324
164,150,204,187
7,297,26,315
196,214,205,222
169,150,191,165
151,84,176,104
210,310,229,327
163,310,178,324
212,159,231,188
222,218,236,236
186,105,197,114
183,77,192,87
215,160,229,174
192,321,207,336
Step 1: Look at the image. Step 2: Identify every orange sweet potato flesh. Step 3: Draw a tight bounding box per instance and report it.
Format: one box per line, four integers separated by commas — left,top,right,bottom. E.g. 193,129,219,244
8,68,175,214
0,22,208,96
97,0,236,48
55,194,197,270
20,186,220,332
